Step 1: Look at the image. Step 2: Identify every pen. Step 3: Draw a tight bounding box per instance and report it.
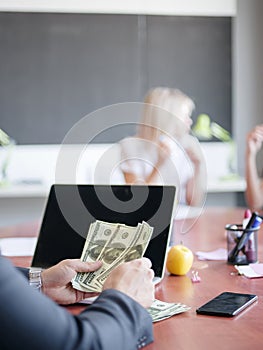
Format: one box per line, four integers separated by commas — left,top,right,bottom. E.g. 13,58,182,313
243,209,252,229
228,212,262,263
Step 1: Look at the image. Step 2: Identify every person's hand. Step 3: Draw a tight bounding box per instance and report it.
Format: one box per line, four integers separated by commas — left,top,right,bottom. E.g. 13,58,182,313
103,258,155,308
157,137,172,166
182,134,203,166
41,259,102,304
247,125,263,156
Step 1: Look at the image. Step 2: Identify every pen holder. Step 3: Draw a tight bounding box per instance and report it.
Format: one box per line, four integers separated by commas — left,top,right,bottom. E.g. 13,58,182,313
226,224,259,265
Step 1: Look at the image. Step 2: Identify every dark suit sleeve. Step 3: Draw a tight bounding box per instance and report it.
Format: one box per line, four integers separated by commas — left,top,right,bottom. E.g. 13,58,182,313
16,266,29,278
0,256,153,350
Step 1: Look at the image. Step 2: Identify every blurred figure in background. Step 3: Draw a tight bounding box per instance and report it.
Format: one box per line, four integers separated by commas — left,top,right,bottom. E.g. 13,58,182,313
119,87,206,206
245,124,263,211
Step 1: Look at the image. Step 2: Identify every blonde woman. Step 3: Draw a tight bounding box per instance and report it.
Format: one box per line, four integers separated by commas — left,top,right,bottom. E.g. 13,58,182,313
119,87,206,206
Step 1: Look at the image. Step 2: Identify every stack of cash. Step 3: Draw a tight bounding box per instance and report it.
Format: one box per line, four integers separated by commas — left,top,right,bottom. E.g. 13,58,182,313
72,220,153,292
147,299,191,322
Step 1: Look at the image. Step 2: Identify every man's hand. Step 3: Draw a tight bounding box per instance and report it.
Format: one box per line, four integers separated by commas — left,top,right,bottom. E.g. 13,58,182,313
103,258,155,308
41,259,102,304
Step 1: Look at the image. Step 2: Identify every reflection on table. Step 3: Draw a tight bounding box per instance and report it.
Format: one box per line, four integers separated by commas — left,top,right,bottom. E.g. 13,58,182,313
1,207,263,350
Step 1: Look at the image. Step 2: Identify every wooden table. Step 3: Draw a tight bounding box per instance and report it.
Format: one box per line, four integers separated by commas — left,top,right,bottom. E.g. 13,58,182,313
1,207,263,350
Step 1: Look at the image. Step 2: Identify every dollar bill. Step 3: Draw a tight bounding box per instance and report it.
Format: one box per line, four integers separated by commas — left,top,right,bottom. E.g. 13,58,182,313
80,221,153,292
72,220,120,292
94,221,153,289
79,222,140,291
147,299,191,322
72,220,153,292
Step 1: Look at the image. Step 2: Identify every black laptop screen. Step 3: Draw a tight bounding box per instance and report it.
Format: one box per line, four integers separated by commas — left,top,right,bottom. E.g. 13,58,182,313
32,184,176,278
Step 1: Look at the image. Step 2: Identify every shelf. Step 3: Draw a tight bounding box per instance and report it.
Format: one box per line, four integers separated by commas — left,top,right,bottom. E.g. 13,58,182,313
0,176,246,199
0,184,49,198
207,177,246,193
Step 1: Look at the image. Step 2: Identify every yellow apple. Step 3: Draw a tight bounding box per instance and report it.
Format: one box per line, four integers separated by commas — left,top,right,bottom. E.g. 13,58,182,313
166,244,194,276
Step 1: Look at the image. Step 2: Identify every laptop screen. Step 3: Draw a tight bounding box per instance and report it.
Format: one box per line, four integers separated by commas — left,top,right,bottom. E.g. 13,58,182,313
32,184,176,279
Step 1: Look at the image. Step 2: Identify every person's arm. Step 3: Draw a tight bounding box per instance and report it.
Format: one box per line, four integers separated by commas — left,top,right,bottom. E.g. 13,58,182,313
41,259,102,304
120,137,146,184
186,162,206,206
1,256,153,350
16,260,102,303
122,138,171,185
123,165,163,185
245,125,263,211
123,171,144,184
144,140,171,184
183,135,206,206
16,266,29,278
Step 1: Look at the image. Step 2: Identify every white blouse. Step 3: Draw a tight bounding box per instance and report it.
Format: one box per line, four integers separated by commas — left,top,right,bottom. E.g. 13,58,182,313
119,135,193,205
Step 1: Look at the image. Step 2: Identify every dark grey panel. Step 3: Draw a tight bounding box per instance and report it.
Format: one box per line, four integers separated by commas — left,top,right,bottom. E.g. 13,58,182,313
0,13,231,144
0,13,140,144
146,16,232,133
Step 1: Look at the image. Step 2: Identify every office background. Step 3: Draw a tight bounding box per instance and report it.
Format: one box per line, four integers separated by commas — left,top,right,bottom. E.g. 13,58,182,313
0,14,231,144
0,0,262,172
0,0,263,225
0,0,262,171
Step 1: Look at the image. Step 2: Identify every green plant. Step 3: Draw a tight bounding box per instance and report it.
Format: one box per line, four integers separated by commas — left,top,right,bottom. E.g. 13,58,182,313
0,128,14,185
192,114,237,177
192,113,232,142
0,128,11,146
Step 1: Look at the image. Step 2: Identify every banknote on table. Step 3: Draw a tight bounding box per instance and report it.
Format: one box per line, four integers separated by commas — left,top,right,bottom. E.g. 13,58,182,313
72,220,153,292
147,299,191,322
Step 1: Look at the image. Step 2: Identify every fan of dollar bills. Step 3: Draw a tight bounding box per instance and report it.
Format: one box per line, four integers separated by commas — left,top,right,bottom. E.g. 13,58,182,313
72,219,191,322
72,220,153,293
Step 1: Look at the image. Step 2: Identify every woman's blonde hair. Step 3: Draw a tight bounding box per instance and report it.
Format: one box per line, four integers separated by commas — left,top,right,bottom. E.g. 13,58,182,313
138,87,195,140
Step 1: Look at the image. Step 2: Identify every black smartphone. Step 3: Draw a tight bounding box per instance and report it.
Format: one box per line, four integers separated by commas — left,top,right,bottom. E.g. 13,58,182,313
196,292,258,317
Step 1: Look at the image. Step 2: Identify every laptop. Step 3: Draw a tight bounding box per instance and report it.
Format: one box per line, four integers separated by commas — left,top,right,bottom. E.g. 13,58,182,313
32,184,176,285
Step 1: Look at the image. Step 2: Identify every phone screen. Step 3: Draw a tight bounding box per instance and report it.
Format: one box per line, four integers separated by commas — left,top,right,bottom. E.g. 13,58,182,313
196,292,258,317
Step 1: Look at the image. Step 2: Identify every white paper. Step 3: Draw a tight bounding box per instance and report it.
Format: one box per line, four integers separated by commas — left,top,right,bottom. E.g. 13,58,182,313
79,296,98,304
196,248,227,261
0,237,37,256
235,264,263,278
